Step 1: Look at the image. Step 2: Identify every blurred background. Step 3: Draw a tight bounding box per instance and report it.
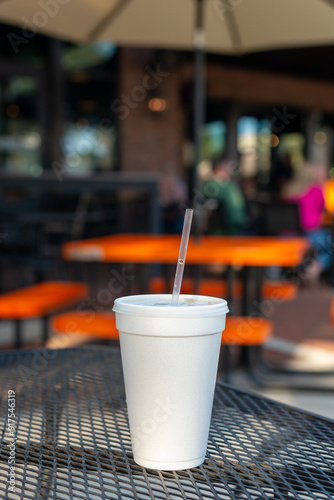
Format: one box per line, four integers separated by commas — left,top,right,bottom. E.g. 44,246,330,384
2,20,334,252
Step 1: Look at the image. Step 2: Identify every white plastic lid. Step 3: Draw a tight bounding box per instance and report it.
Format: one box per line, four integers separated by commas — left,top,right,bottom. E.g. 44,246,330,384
112,294,229,318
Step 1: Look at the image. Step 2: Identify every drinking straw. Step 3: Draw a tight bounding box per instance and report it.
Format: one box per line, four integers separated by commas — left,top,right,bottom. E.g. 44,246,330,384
171,208,193,305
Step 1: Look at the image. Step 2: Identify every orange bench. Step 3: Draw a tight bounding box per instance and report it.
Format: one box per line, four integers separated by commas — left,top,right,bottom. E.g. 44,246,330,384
51,311,271,344
222,316,272,345
221,315,273,383
51,310,119,342
50,310,272,382
148,276,298,302
0,281,89,348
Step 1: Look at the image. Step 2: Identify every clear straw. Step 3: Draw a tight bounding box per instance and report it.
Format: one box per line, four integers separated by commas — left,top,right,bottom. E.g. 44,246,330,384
171,208,193,305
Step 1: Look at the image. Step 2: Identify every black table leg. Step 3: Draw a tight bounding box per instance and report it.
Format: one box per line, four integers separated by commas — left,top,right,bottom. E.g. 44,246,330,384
226,265,235,314
42,316,49,344
14,319,22,349
240,266,265,381
221,345,233,383
192,265,201,295
136,263,150,294
241,266,253,316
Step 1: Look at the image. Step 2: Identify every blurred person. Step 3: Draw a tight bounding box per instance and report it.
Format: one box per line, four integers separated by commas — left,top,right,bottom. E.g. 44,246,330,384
270,153,293,198
240,176,265,235
159,171,188,233
241,176,257,201
202,156,247,235
282,162,331,282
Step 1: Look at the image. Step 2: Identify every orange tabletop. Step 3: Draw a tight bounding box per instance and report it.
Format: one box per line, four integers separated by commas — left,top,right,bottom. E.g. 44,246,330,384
324,179,334,213
62,234,309,267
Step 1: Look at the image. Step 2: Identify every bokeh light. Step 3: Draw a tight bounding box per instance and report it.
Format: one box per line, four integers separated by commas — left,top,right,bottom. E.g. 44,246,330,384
148,98,167,112
314,131,327,145
270,134,279,147
6,104,20,118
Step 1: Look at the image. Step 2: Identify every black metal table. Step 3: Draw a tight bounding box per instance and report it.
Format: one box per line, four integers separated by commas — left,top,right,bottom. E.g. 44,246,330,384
0,347,334,500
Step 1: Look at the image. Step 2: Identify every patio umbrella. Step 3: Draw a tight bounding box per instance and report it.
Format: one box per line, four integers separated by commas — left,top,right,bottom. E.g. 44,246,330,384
2,0,334,194
2,0,334,53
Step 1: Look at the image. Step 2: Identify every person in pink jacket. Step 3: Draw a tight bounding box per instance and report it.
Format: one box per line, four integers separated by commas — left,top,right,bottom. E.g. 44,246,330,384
282,162,331,282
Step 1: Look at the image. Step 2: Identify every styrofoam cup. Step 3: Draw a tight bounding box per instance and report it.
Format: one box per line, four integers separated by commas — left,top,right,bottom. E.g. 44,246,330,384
112,294,228,470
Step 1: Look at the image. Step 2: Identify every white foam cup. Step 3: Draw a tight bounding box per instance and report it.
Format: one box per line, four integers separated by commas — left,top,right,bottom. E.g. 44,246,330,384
112,294,229,471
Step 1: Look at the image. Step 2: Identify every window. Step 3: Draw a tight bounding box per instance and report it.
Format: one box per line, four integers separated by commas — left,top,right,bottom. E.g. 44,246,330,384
0,75,42,175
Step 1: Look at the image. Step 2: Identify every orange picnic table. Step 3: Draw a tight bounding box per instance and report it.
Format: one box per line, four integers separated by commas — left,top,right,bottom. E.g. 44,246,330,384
62,234,308,267
62,234,309,314
62,234,310,385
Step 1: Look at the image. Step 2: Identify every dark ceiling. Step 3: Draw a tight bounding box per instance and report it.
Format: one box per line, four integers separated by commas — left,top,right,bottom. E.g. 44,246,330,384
207,45,334,83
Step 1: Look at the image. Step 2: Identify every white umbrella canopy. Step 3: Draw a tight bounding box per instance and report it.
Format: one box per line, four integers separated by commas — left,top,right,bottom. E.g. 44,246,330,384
1,0,334,54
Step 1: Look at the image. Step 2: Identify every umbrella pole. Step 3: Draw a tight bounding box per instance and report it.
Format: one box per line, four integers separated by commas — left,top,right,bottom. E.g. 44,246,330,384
192,0,206,296
192,0,206,229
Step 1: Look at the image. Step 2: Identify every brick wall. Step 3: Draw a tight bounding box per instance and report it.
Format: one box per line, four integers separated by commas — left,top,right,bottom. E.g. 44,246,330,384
118,48,187,178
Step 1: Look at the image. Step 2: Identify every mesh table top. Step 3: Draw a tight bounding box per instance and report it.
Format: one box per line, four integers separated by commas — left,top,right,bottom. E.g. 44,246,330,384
0,346,334,500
